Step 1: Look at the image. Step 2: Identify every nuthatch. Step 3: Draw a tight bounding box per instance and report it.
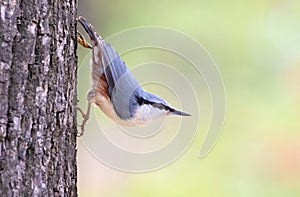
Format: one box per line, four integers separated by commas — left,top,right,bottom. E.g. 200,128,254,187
77,16,190,136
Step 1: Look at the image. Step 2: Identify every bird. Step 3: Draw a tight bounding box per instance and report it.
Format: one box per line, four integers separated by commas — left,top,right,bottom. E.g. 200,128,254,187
76,16,190,136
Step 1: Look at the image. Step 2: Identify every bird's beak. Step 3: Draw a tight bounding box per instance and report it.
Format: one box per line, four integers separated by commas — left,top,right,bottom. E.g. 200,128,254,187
171,109,191,116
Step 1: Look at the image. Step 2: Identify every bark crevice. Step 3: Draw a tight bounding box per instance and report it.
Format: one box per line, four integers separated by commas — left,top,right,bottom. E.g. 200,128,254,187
0,0,78,196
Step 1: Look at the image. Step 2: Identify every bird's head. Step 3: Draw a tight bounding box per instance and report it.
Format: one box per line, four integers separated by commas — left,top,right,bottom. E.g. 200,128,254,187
131,89,190,124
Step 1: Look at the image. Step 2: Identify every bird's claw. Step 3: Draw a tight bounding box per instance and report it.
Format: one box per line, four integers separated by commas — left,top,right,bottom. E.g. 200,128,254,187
76,103,92,137
76,107,88,137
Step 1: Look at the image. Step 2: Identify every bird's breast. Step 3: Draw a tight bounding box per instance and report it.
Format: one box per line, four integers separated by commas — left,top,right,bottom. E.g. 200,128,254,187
93,93,152,127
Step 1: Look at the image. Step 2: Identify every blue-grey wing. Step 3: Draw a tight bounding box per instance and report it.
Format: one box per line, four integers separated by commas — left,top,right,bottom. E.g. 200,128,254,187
101,42,140,119
78,16,140,119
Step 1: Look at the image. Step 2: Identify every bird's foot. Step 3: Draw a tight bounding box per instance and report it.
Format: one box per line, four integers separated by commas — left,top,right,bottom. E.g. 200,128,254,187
76,102,91,137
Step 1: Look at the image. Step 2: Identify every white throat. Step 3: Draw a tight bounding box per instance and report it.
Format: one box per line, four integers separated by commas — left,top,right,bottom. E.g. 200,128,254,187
132,104,167,125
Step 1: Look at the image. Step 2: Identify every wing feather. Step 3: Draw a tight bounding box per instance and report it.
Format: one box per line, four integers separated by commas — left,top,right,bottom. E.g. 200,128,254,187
101,42,140,119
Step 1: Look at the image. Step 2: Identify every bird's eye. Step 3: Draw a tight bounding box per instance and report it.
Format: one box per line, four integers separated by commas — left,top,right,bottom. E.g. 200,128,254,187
153,103,165,110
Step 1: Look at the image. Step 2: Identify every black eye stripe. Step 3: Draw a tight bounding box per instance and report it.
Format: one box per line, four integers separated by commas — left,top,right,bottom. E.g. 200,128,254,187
136,96,155,105
152,103,165,110
136,96,172,111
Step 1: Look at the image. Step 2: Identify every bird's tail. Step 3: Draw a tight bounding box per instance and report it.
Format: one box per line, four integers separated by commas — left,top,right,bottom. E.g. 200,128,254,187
77,16,101,43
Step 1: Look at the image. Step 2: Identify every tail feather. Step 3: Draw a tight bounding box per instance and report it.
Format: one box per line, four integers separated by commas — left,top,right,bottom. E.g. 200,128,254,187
77,16,99,43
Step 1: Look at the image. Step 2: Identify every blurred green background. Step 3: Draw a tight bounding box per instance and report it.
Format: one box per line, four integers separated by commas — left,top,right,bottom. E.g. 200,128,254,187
77,0,300,196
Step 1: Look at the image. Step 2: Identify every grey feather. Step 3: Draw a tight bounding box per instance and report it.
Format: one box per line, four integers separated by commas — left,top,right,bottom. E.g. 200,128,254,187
78,16,191,122
101,43,141,120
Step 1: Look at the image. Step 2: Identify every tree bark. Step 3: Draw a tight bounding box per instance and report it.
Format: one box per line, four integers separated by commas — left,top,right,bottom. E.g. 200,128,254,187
0,0,78,196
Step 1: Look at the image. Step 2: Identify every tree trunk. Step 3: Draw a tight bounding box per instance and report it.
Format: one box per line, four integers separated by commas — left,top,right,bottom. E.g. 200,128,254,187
0,0,78,196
